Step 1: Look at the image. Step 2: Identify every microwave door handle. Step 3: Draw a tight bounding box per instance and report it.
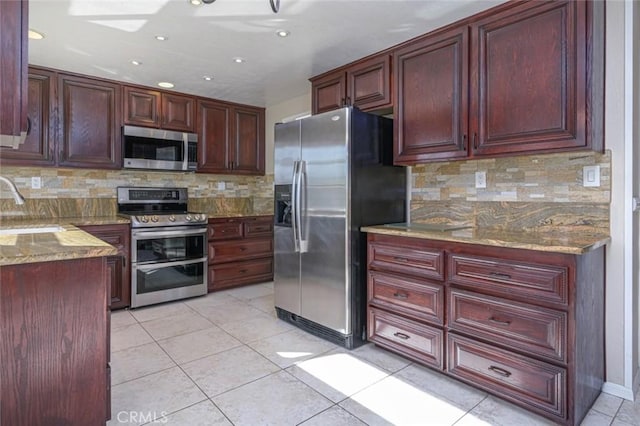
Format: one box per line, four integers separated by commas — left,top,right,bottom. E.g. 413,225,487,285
183,132,189,170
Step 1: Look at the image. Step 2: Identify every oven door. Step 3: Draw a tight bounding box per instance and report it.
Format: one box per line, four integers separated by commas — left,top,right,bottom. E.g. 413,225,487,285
132,226,206,264
131,258,207,308
130,225,208,308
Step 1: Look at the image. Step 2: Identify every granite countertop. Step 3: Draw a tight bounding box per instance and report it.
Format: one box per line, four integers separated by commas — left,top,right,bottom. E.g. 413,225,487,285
0,221,119,267
361,223,610,255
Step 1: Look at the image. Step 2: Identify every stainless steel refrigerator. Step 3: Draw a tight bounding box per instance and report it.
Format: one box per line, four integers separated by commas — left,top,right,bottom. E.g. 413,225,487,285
274,107,406,348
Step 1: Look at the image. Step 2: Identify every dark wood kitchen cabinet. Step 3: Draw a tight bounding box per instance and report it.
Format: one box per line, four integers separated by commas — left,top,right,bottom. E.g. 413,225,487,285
0,67,56,165
366,232,605,425
207,216,273,291
1,256,110,425
58,73,122,169
394,25,469,163
123,86,195,132
79,223,131,309
392,0,603,164
197,100,265,175
0,0,29,149
311,53,392,115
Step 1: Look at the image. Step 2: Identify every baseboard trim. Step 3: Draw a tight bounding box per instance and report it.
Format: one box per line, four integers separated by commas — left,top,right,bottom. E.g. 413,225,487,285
602,381,636,400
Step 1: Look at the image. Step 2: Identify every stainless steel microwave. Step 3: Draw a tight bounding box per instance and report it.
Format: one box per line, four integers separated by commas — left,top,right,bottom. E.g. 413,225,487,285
122,125,197,171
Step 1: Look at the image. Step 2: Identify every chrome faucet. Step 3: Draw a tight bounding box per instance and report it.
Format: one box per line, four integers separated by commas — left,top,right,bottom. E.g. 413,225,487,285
0,176,25,205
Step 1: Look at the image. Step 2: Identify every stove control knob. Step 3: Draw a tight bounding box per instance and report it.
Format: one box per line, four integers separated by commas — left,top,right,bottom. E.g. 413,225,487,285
193,214,202,221
168,215,176,222
139,215,149,223
151,215,159,223
186,214,193,222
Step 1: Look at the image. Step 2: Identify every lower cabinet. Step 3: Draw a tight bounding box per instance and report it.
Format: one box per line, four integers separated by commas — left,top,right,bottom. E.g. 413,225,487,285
366,233,604,426
208,216,273,291
78,223,131,309
0,257,110,425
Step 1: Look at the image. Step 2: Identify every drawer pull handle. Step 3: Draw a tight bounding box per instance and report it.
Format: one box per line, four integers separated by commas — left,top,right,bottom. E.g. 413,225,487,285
393,292,409,299
394,257,409,263
489,272,512,280
239,269,248,273
488,366,512,377
488,317,511,326
240,247,247,251
393,332,410,340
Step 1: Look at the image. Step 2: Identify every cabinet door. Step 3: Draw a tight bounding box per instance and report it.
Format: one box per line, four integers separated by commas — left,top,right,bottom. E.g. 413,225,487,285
0,67,56,165
123,86,160,128
394,26,469,164
470,1,587,156
0,0,29,149
311,71,346,115
197,100,231,173
78,224,131,309
231,106,265,175
58,74,122,168
161,93,195,132
347,54,392,112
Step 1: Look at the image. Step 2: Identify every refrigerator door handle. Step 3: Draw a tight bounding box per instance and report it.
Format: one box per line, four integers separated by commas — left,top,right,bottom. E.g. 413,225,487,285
294,160,305,253
299,160,309,253
292,160,300,252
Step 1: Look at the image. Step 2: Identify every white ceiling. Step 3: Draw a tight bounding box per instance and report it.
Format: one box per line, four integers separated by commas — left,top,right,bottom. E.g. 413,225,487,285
29,0,506,108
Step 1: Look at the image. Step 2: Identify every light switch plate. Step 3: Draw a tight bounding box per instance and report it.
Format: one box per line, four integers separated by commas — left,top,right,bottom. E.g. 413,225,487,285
31,177,41,189
217,182,225,190
475,171,487,189
583,165,600,187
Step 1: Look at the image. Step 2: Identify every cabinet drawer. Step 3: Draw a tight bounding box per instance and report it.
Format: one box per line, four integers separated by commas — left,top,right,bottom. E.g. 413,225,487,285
369,242,444,281
448,334,566,420
208,258,273,290
244,217,273,238
209,238,273,264
368,271,444,326
208,221,243,240
448,254,568,306
448,288,567,362
368,307,443,369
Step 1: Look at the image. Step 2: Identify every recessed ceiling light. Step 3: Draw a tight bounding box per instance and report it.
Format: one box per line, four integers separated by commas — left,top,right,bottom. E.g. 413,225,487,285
131,60,142,66
276,30,290,37
158,82,174,88
203,76,213,81
233,57,245,64
28,29,44,40
189,0,202,5
155,35,168,41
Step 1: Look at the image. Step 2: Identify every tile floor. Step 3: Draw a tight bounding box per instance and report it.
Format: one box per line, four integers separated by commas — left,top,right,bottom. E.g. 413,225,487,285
108,282,639,426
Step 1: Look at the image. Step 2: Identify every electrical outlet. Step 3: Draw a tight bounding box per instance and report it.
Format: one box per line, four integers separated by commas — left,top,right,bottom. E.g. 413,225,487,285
583,165,600,187
31,177,42,189
475,171,487,189
217,182,225,190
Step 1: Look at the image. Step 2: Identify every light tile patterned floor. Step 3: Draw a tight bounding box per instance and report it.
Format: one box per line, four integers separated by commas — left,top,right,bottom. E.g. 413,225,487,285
108,282,638,426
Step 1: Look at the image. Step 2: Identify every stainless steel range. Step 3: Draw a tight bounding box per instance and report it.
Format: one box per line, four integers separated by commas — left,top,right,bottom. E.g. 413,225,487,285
117,187,208,308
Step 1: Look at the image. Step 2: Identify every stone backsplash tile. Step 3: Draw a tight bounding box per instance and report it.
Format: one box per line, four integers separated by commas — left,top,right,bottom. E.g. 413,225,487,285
411,150,611,203
0,167,274,219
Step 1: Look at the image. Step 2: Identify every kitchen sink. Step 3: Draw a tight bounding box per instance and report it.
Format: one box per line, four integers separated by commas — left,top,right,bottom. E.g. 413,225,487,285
0,226,66,236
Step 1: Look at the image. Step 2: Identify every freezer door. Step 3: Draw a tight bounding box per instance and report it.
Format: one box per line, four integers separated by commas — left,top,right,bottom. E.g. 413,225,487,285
274,121,301,315
299,108,350,334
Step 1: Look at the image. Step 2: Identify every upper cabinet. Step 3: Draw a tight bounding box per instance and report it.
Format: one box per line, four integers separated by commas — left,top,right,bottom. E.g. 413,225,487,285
58,73,122,169
124,86,195,132
311,53,392,115
394,0,603,164
0,67,56,165
394,26,469,163
197,100,265,175
0,0,29,149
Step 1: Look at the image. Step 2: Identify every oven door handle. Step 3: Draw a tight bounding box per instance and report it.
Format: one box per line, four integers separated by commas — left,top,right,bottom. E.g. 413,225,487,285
132,228,207,239
135,257,208,271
